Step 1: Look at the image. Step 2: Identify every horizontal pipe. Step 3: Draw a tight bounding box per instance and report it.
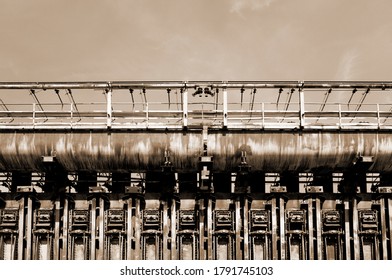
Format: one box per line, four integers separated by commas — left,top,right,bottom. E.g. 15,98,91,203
0,130,391,172
0,81,391,91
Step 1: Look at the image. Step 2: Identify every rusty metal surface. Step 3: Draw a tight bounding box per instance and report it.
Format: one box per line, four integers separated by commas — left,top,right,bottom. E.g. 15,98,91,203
0,130,391,172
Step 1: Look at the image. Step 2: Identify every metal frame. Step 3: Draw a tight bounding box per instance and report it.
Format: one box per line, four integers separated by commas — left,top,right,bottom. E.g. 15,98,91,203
0,81,391,130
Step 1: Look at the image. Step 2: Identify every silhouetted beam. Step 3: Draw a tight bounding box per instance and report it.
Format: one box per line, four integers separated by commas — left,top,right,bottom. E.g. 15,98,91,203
0,81,391,91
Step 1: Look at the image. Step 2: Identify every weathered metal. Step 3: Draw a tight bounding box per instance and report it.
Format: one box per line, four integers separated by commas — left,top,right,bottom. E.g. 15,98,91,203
0,131,390,172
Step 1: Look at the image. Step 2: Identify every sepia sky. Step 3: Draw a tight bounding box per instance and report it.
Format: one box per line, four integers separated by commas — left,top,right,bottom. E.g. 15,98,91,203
0,0,392,82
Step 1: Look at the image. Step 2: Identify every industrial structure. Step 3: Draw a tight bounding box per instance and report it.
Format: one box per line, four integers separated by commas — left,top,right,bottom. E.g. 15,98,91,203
0,81,392,260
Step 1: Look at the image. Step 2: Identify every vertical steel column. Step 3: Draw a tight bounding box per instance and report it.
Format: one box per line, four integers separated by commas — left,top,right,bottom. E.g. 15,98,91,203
271,198,278,260
352,198,360,260
17,197,25,260
162,200,170,260
307,198,314,260
90,198,96,260
25,197,33,260
243,197,249,260
106,88,112,129
279,197,286,260
53,199,61,260
134,198,141,260
183,89,188,128
223,88,228,128
126,198,133,260
344,199,351,259
62,197,69,260
97,198,104,260
207,198,213,260
235,198,241,260
199,198,205,260
170,198,177,260
315,198,322,260
299,88,305,128
380,198,388,260
389,199,392,258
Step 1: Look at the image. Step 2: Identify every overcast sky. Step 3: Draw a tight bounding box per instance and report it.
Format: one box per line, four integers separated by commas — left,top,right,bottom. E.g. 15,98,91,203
0,0,392,82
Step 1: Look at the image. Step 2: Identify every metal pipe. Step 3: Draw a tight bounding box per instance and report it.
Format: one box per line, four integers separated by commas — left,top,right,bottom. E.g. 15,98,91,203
0,81,391,91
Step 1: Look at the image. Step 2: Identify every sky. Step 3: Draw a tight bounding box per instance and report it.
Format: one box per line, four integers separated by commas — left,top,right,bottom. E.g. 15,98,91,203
0,0,392,82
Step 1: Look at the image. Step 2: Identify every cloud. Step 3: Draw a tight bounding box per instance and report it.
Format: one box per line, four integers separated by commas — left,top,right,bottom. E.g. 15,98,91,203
230,0,275,14
335,49,361,81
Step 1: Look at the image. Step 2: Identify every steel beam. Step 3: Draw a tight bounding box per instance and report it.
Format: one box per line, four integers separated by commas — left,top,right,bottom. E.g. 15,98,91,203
243,197,249,260
97,198,104,260
134,198,141,260
271,198,278,260
235,198,241,260
162,200,169,260
17,198,25,260
62,197,69,260
279,197,286,260
90,198,96,260
0,81,392,90
198,198,205,260
307,198,314,259
54,199,61,260
344,199,351,259
207,198,213,260
389,198,392,259
315,198,322,260
127,198,133,260
380,198,388,259
170,198,177,260
25,197,33,260
352,198,360,260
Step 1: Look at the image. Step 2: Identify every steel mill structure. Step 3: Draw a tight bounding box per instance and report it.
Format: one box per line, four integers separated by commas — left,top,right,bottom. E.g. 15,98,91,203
1,81,392,260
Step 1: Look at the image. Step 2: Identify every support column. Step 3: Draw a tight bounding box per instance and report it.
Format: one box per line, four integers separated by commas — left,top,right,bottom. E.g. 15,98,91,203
352,198,360,260
53,198,61,260
97,198,104,260
380,198,388,260
308,198,314,260
243,197,249,260
134,198,141,260
25,196,33,260
199,198,205,260
17,197,25,260
344,198,351,259
162,200,170,260
389,198,392,259
235,198,241,260
279,197,286,260
61,197,69,260
315,198,322,260
127,198,133,260
170,198,177,260
271,198,278,260
62,197,69,260
90,198,97,260
207,198,213,260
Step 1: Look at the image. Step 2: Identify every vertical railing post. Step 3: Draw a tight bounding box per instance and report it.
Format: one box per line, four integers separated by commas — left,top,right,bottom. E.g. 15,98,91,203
299,87,305,128
223,87,228,128
32,103,36,127
106,87,112,129
182,89,188,128
70,103,73,129
377,104,380,129
338,104,342,129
